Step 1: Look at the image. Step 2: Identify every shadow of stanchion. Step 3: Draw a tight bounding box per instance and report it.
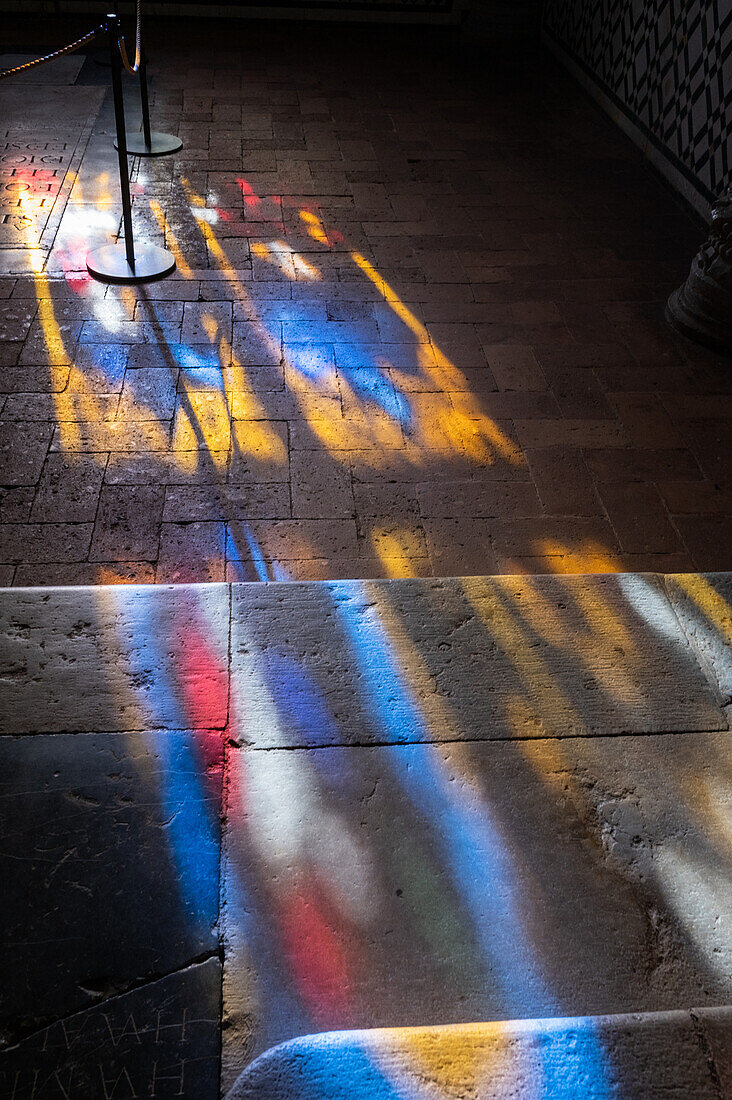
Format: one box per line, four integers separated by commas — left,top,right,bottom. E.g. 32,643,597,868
136,284,275,582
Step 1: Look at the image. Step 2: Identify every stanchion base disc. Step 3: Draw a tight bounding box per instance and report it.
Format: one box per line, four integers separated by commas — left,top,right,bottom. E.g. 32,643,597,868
115,131,183,157
87,243,176,284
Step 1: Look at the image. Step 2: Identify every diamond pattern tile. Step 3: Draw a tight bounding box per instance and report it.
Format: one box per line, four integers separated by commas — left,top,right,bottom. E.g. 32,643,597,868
543,0,732,203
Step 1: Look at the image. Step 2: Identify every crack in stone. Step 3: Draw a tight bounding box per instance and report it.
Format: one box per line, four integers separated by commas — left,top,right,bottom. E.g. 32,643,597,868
689,1009,726,1099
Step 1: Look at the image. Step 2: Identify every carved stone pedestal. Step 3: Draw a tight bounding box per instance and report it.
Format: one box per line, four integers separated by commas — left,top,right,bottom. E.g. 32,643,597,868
667,188,732,356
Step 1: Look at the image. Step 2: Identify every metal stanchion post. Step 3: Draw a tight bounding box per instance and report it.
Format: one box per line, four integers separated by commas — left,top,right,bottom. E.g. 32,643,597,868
115,1,183,157
112,16,135,272
87,13,175,283
139,52,153,148
93,0,117,65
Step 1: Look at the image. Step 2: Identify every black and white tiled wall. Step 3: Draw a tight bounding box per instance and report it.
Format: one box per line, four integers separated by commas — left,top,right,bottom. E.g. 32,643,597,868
542,0,731,218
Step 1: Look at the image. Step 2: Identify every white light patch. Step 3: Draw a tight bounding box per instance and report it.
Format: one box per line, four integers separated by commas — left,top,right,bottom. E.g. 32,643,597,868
230,644,381,925
616,573,684,643
192,206,220,225
654,842,732,987
270,240,320,281
92,290,127,332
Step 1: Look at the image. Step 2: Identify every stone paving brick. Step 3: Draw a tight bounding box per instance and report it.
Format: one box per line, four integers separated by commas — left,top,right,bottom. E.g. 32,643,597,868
0,297,36,342
228,420,288,482
610,392,683,448
30,453,104,523
369,521,428,561
659,480,732,516
666,573,732,703
353,480,419,524
182,300,233,344
598,482,682,555
0,487,35,523
491,517,620,565
241,519,360,562
51,420,172,454
514,418,629,450
526,447,602,518
14,562,156,586
157,521,227,583
672,517,732,573
226,1009,730,1100
681,419,732,484
227,573,725,750
416,480,542,519
0,522,92,563
163,482,291,522
0,581,229,731
542,365,615,419
422,518,499,576
117,367,178,422
290,451,353,520
585,447,703,484
0,731,221,1035
0,962,220,1100
89,485,164,562
0,420,52,485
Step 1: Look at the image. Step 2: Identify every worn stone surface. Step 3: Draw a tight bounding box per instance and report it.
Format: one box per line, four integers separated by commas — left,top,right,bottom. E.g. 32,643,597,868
0,574,730,1095
221,731,732,1086
0,86,103,274
666,572,732,705
3,575,726,743
0,583,229,733
0,731,222,1040
0,959,221,1100
230,574,726,746
226,1008,732,1100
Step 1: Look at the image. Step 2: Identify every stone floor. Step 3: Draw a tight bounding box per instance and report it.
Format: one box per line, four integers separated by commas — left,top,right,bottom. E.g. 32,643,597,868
3,21,732,1100
1,18,731,586
0,572,730,1097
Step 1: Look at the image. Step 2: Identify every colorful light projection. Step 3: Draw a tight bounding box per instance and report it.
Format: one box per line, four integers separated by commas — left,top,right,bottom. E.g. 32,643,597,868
14,168,551,579
89,571,732,1095
24,172,714,581
225,574,731,1046
231,1017,620,1100
91,582,227,933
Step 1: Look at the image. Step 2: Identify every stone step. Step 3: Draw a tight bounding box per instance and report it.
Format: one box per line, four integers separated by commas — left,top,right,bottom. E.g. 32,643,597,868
226,1007,732,1099
0,573,730,1097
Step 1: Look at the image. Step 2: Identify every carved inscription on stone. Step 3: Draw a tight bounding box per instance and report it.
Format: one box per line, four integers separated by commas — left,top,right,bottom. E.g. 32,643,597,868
0,142,74,242
0,959,220,1099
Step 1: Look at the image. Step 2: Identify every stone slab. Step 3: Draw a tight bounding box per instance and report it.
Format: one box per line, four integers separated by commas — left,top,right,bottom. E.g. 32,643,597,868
0,730,222,1038
230,575,726,746
0,137,76,245
666,573,732,705
0,959,221,1100
1,575,726,742
226,1008,732,1100
0,88,103,131
0,92,102,269
221,731,732,1086
0,584,230,733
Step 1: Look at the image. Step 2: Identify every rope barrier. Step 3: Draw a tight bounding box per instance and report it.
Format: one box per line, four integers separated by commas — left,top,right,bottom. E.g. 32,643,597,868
0,0,140,82
0,5,179,283
117,0,143,75
0,25,105,80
